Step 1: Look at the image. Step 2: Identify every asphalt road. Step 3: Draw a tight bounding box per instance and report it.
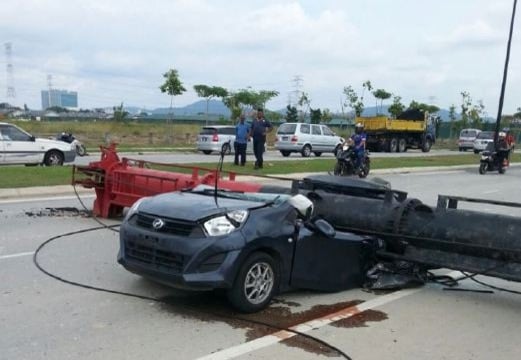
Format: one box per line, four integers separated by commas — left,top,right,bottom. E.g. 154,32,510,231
74,148,466,166
1,167,521,359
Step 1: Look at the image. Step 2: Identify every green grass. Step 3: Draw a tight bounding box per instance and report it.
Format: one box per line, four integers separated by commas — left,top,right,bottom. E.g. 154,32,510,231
1,153,519,189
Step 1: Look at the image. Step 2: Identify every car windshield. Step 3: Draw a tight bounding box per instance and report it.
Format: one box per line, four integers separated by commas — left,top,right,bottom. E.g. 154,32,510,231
460,130,477,137
277,123,297,135
190,185,290,204
199,128,217,135
477,131,494,139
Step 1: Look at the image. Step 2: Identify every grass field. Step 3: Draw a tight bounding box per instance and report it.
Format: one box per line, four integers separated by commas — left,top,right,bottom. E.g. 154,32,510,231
1,153,518,189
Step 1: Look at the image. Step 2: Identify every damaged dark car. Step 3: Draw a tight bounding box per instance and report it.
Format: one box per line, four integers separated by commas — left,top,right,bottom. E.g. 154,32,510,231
118,182,378,313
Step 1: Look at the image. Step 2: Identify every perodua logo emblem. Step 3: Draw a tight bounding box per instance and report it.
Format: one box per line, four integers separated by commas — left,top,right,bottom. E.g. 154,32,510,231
152,218,165,230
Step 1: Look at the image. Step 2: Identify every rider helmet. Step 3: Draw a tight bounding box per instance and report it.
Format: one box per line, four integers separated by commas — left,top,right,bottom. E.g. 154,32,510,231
499,131,506,138
355,122,364,134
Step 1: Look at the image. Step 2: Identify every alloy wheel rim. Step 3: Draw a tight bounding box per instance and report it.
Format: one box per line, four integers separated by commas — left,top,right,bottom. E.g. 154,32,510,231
244,262,274,305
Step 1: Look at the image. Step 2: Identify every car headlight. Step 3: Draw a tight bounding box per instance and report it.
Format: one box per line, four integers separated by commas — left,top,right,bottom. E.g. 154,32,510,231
204,210,248,236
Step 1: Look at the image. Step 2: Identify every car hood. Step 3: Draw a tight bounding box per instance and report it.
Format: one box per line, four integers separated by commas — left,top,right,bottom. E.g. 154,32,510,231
36,137,73,149
138,191,267,221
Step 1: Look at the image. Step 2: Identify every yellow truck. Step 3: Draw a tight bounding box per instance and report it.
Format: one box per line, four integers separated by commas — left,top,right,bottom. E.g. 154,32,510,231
356,110,438,152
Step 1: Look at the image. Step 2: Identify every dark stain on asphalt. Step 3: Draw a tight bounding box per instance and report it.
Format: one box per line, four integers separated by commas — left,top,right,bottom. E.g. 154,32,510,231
24,207,91,218
157,293,387,356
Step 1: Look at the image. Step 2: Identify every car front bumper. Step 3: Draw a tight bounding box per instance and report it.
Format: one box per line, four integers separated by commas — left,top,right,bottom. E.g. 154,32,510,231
118,220,245,290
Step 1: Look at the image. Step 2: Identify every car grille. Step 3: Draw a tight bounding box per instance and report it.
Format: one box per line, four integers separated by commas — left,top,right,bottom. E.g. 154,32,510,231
132,213,203,237
125,239,185,273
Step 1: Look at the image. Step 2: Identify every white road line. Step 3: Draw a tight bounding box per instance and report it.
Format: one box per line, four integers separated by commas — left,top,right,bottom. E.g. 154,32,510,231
0,194,95,205
197,288,422,360
0,251,35,260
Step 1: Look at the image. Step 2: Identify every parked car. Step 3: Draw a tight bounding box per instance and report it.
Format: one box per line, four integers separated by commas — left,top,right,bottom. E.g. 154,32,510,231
473,131,495,153
118,184,374,312
274,123,344,157
458,128,481,151
0,122,76,166
196,125,257,155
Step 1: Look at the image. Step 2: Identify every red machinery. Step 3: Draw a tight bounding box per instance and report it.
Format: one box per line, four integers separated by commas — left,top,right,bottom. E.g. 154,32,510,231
73,145,264,218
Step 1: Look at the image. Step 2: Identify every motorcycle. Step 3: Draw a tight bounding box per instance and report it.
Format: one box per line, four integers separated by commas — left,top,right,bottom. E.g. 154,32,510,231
333,145,370,178
57,132,87,156
479,146,510,175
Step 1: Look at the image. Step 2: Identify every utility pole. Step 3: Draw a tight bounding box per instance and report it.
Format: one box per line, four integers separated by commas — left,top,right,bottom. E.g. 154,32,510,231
47,74,53,109
4,42,16,100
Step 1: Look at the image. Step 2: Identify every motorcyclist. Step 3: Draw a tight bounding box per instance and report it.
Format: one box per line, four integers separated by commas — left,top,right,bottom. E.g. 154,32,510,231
503,127,515,151
497,131,510,167
345,123,367,170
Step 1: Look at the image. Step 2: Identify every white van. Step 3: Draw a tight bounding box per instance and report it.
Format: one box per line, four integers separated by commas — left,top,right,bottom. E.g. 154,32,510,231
458,128,481,151
274,123,344,157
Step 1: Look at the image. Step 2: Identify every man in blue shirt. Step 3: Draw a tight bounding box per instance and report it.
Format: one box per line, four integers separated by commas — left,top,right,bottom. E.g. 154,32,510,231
249,108,272,169
234,114,250,166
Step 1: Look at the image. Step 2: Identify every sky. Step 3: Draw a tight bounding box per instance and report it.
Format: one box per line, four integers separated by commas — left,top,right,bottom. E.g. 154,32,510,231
1,0,520,115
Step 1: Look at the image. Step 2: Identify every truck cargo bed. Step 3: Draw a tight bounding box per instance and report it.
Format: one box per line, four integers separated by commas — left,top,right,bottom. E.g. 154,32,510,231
357,116,426,132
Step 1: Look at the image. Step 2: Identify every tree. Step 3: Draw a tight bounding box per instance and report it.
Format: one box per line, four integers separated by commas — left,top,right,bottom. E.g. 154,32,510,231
343,85,363,117
321,108,333,123
514,106,521,119
298,92,311,121
223,88,279,120
193,84,228,125
469,100,485,128
388,96,405,118
285,105,298,122
449,104,457,138
159,68,186,122
310,108,322,124
113,102,129,122
372,89,392,115
460,91,472,128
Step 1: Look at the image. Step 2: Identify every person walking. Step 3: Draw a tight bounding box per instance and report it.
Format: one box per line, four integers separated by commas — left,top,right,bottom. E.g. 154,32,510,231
234,114,249,166
250,108,272,169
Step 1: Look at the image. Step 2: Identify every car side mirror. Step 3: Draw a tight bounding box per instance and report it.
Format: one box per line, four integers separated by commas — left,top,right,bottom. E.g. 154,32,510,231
313,218,336,238
30,136,35,142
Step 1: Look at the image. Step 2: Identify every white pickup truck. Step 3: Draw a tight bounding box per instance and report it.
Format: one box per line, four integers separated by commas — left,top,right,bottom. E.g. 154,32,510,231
0,122,76,166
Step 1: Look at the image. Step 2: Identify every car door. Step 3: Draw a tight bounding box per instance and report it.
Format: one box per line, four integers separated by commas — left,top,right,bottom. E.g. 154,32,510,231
0,128,5,163
310,124,324,151
320,125,338,151
0,124,41,164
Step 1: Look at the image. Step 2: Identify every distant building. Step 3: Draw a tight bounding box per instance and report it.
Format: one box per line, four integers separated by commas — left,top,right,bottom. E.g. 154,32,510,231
41,89,78,109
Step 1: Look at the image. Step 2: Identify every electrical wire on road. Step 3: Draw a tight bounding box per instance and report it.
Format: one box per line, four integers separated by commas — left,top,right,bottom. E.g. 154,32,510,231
32,225,353,360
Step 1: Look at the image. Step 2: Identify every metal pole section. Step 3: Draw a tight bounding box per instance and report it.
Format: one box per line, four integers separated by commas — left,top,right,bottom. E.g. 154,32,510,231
494,0,517,147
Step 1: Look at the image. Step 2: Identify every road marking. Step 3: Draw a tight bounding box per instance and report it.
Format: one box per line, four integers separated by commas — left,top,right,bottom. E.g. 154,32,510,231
0,194,94,205
0,251,35,260
196,287,422,360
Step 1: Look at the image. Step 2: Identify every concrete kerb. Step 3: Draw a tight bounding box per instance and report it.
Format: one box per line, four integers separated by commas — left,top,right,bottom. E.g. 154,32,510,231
4,163,515,200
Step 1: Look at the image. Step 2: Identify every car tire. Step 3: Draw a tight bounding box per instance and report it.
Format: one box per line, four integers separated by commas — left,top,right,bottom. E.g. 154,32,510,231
388,138,398,152
280,151,291,157
76,144,87,156
479,162,487,175
459,147,463,152
422,139,432,153
398,138,406,153
221,143,232,155
227,252,278,313
474,150,479,154
44,150,64,166
202,150,212,155
301,145,312,157
314,152,322,157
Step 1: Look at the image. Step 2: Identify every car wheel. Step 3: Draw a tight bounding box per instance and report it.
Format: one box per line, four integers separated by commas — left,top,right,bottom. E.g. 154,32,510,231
221,143,232,155
422,139,432,153
479,162,487,175
388,138,398,152
473,150,479,154
227,252,278,313
314,152,322,157
202,150,212,155
301,145,312,157
280,151,291,157
44,150,64,166
398,138,406,153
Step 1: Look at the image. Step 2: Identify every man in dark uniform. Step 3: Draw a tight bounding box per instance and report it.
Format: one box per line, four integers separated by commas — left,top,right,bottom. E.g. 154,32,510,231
249,108,272,169
234,114,249,166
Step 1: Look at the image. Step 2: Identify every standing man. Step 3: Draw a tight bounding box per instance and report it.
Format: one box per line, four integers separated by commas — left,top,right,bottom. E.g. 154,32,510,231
250,108,272,169
234,114,249,166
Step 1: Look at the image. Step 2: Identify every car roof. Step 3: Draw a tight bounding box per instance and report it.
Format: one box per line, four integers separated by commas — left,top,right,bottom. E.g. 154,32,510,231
202,125,235,129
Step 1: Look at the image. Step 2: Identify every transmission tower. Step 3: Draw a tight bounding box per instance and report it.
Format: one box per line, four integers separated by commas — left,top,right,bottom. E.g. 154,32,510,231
5,42,16,99
46,74,53,108
291,75,303,106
